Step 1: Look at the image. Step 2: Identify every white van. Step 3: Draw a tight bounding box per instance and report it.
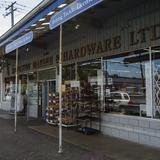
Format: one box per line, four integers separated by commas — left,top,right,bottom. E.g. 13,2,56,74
106,91,130,111
110,91,130,105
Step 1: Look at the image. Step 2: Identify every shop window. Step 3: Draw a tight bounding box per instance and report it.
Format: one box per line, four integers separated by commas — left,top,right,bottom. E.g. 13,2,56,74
104,52,146,116
38,68,56,81
78,60,101,100
62,50,160,119
111,93,122,99
124,94,130,100
63,65,75,81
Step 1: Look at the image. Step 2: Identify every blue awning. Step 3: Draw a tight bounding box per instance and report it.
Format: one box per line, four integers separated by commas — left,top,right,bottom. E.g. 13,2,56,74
0,0,66,47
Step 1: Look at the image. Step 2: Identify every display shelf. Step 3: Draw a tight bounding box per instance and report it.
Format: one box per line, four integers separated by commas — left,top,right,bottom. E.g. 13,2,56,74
45,81,79,127
61,124,79,128
76,96,101,134
45,80,101,132
46,119,57,125
45,92,59,126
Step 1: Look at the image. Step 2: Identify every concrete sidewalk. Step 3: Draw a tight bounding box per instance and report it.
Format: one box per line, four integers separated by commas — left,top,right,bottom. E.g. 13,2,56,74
30,124,160,160
0,109,159,160
0,118,96,160
0,110,13,119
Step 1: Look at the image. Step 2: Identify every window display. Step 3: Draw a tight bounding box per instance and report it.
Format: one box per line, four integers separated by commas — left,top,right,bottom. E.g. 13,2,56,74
63,64,75,81
46,81,79,127
39,50,160,121
104,53,146,116
46,92,59,125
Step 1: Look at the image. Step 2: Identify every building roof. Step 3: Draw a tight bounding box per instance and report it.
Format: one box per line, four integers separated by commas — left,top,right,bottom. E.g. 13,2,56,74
0,0,67,47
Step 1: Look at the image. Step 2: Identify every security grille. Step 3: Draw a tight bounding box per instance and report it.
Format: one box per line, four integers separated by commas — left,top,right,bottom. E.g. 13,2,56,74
154,64,160,114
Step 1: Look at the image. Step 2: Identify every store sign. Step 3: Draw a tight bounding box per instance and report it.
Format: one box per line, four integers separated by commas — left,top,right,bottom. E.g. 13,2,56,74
12,56,54,74
60,23,160,63
5,31,33,54
62,36,121,62
49,0,104,30
33,56,53,69
71,81,80,88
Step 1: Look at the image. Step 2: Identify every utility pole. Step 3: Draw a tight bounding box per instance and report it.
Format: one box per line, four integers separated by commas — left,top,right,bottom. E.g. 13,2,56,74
4,1,17,27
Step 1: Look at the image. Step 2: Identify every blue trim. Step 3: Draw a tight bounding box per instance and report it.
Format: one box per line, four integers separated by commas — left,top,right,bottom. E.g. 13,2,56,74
50,0,103,30
5,31,33,54
0,0,66,47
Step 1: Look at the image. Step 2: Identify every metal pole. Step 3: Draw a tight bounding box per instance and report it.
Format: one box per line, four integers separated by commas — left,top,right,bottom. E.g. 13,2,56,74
58,24,63,153
4,1,17,27
0,70,3,110
26,73,29,121
75,62,78,81
1,49,5,108
14,48,18,132
1,69,3,103
100,57,104,111
149,46,154,118
11,4,14,27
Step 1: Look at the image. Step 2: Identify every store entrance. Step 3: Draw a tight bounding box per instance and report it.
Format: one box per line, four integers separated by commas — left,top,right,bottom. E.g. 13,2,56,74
38,81,56,119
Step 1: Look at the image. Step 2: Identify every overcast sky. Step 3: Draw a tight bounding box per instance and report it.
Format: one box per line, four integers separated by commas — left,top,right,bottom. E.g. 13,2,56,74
0,0,42,36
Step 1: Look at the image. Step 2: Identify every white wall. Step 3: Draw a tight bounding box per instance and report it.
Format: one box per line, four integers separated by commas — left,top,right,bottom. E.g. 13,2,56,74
99,114,160,148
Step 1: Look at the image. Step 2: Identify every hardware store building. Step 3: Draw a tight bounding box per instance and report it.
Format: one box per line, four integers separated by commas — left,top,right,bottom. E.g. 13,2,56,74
1,0,160,148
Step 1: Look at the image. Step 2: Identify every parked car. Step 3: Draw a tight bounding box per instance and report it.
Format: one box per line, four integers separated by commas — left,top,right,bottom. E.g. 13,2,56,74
105,91,146,115
105,91,130,111
110,91,130,105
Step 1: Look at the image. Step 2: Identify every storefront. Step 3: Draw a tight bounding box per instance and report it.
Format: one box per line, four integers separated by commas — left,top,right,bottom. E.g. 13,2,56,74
2,49,58,118
1,0,160,148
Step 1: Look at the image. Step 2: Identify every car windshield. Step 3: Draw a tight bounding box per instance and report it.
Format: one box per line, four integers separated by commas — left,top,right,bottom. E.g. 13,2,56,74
111,93,122,99
124,94,129,100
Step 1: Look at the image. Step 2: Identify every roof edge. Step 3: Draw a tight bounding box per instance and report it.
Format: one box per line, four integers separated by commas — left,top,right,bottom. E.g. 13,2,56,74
0,0,55,42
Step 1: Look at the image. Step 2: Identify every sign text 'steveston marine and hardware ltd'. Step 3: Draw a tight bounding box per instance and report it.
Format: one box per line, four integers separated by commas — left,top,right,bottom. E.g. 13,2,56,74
10,23,160,73
61,24,160,62
49,0,104,30
11,56,53,74
5,31,33,54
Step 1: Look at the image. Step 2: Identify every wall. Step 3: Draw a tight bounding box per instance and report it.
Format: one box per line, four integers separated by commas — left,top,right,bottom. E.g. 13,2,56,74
100,114,160,148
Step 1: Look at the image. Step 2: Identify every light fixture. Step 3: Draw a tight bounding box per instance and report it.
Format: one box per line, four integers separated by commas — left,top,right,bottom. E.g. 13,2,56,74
31,24,37,27
47,11,55,16
75,24,80,30
35,27,45,30
39,18,46,22
58,3,67,8
25,28,30,31
42,22,50,26
26,47,29,52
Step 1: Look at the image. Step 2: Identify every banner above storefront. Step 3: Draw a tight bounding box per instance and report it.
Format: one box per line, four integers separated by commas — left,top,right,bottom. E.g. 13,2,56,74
5,31,33,54
49,0,104,30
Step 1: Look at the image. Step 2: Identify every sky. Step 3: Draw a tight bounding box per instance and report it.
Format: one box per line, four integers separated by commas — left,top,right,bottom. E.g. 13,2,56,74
0,0,42,36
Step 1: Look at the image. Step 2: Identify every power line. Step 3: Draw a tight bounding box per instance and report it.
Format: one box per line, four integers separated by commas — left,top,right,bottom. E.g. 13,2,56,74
4,1,17,27
16,3,32,9
0,1,31,27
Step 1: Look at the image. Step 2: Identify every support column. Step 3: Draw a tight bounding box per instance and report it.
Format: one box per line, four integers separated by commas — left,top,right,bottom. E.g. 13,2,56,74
58,24,63,153
14,48,18,132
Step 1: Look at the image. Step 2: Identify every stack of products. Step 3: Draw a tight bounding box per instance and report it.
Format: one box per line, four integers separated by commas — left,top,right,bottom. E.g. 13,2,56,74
62,87,78,127
46,93,59,125
46,81,79,127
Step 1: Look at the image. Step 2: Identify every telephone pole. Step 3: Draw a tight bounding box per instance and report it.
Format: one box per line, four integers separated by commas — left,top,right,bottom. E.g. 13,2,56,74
4,1,17,27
